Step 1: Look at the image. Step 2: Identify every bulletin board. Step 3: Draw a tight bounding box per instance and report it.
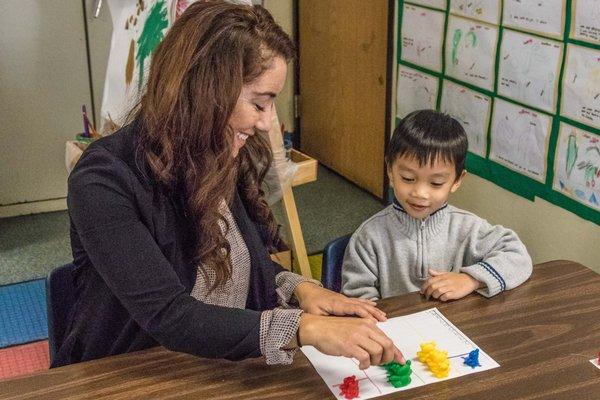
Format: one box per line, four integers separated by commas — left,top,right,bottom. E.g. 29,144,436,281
395,0,600,224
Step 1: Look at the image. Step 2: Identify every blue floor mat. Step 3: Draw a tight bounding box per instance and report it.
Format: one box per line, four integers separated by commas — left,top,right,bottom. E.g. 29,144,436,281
0,279,47,348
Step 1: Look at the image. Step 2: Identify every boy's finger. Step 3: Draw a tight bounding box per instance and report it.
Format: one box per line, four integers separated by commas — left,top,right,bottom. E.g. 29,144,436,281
420,279,431,293
421,277,441,294
439,291,454,301
430,285,451,299
424,281,448,299
423,275,445,286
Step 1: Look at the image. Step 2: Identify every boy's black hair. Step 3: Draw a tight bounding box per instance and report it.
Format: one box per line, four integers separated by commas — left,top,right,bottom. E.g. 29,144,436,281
386,109,468,180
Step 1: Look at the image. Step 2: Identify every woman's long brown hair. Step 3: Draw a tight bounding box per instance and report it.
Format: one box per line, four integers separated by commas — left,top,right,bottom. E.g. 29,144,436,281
133,1,294,290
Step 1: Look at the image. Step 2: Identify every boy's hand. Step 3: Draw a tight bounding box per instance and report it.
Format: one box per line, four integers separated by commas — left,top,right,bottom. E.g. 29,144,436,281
421,269,483,301
294,282,387,322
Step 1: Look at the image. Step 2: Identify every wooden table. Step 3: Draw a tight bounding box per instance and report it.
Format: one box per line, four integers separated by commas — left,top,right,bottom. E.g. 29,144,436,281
2,260,599,399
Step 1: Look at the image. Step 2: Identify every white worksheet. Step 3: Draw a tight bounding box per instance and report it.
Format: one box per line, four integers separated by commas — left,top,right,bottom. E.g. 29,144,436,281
553,123,600,211
570,0,600,45
406,0,447,10
490,99,552,182
502,0,566,39
302,308,499,400
396,65,439,118
498,29,563,113
445,15,499,91
449,0,501,25
401,4,446,72
440,80,492,157
561,44,600,129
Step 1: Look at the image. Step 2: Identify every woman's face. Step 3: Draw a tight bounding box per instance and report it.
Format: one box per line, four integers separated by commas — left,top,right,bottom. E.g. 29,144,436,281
229,56,287,157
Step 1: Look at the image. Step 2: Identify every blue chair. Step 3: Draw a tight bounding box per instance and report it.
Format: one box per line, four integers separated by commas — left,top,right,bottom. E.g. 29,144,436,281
46,263,76,363
321,234,352,292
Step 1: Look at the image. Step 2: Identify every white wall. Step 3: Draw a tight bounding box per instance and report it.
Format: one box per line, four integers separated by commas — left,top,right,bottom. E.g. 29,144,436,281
87,1,113,127
451,174,600,273
0,1,92,217
263,0,295,132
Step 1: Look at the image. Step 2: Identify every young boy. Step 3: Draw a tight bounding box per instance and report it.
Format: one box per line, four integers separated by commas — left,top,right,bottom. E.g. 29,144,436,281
342,110,532,301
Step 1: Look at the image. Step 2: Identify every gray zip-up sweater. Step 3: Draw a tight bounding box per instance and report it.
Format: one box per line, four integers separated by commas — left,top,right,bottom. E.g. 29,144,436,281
342,200,532,300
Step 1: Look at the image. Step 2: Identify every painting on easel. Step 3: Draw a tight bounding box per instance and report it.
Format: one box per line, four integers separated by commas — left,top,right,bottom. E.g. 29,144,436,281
100,0,195,134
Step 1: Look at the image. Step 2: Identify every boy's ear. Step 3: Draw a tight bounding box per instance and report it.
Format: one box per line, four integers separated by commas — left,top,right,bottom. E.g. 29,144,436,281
450,169,467,193
386,164,394,188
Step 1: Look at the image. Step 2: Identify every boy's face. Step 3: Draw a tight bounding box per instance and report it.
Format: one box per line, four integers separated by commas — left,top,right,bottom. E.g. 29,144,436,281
387,154,466,220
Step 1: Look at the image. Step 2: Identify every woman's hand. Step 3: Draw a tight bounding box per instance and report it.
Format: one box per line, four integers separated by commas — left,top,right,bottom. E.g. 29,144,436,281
421,268,484,301
294,282,387,322
298,313,405,369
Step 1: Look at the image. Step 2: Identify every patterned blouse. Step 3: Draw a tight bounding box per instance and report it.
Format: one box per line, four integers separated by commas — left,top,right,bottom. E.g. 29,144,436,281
190,202,320,364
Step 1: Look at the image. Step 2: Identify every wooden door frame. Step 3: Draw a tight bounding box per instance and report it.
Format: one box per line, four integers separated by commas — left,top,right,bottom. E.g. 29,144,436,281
81,0,98,127
292,0,301,150
383,0,395,203
293,0,396,201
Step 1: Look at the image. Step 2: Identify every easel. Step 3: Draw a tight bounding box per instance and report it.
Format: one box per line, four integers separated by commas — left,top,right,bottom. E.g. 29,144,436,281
284,150,317,277
267,119,317,278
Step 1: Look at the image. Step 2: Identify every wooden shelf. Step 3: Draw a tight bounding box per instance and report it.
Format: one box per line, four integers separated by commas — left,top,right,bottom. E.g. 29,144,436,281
291,149,318,187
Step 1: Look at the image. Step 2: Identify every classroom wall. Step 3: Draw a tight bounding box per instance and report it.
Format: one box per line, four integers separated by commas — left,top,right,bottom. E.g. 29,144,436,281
450,174,600,273
87,1,113,128
263,0,295,132
389,3,599,274
0,1,92,218
0,1,295,219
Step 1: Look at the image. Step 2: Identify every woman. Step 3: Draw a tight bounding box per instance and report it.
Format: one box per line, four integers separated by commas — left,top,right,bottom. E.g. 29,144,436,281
56,1,404,370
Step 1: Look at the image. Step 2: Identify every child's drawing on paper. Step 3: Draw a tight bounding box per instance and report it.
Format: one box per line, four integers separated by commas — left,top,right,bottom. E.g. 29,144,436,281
135,1,169,90
502,0,565,39
400,4,446,72
445,16,498,91
101,0,173,134
490,99,551,182
553,123,600,211
450,0,500,25
396,65,439,118
498,30,563,113
561,45,600,130
408,0,447,10
101,0,254,134
440,80,491,157
170,0,192,21
571,0,600,44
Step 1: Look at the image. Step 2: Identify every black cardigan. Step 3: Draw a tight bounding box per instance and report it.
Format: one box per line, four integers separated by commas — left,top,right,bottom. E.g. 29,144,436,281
53,124,284,367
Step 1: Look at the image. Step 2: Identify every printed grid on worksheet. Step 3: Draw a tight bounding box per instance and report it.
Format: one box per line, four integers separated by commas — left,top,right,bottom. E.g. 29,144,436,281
302,308,499,399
